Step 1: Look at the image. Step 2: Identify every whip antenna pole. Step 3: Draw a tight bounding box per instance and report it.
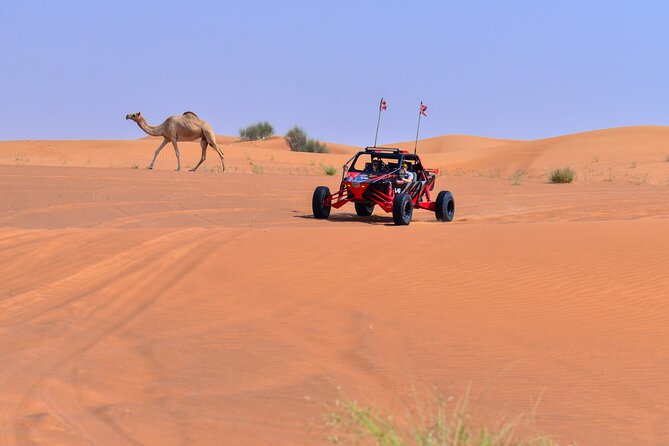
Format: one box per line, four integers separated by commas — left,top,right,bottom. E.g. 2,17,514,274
373,98,386,147
414,101,426,155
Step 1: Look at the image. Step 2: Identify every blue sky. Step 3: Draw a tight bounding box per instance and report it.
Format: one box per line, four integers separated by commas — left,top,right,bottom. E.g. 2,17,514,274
1,1,668,145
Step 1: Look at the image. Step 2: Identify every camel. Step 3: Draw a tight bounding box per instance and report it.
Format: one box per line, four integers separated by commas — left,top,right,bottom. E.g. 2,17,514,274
125,111,225,172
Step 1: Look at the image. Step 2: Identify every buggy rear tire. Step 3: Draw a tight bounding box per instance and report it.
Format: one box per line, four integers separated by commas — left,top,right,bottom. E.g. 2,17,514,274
435,190,455,222
392,193,413,226
354,203,375,217
312,186,331,219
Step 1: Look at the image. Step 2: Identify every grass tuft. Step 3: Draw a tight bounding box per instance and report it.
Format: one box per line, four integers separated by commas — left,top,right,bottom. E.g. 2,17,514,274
245,154,264,174
510,169,526,186
630,172,648,185
323,165,337,176
548,167,575,183
325,390,556,446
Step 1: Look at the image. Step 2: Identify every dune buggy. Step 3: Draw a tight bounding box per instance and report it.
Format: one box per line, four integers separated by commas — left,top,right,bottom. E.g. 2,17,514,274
312,147,455,225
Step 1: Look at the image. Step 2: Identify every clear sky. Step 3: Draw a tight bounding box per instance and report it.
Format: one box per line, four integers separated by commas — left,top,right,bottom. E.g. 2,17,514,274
2,1,668,145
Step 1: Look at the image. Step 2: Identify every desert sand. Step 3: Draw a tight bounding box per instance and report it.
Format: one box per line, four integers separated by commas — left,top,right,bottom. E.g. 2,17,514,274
1,127,668,445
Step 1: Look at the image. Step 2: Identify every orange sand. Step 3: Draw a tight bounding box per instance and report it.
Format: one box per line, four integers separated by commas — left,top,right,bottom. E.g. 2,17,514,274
0,128,668,445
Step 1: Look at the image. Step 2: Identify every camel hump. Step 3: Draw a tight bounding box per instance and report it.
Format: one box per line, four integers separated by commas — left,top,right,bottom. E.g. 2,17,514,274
183,111,199,118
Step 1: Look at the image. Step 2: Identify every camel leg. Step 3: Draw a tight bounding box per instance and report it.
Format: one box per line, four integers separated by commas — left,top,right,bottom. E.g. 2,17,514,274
148,138,169,170
204,129,225,172
211,142,225,172
171,140,181,171
190,139,208,172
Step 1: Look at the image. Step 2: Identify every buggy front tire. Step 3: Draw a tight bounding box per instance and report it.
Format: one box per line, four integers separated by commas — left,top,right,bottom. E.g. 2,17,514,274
312,186,331,219
354,203,375,217
392,193,413,225
435,190,455,222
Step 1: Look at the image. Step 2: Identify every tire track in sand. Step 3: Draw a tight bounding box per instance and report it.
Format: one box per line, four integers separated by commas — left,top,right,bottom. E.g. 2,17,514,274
0,228,245,445
0,229,201,327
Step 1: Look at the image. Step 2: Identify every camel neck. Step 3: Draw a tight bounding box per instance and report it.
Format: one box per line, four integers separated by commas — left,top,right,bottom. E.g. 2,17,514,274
136,117,163,137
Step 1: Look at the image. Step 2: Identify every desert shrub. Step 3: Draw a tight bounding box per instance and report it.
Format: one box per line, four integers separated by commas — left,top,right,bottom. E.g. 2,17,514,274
285,126,307,150
304,139,328,153
325,392,556,446
323,165,337,176
239,121,274,141
285,125,328,153
548,167,575,183
511,169,526,186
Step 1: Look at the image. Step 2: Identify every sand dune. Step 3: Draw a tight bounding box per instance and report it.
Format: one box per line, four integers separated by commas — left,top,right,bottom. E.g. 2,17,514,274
0,136,358,176
0,127,668,445
2,125,667,184
419,126,669,185
141,134,359,155
393,133,522,154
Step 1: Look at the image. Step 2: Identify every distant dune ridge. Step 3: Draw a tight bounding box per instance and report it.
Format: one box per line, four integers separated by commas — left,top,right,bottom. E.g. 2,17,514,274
1,125,667,184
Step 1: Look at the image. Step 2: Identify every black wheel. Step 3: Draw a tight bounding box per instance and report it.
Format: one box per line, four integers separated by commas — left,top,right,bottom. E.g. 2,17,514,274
435,190,455,222
392,193,413,225
312,186,331,219
354,203,375,217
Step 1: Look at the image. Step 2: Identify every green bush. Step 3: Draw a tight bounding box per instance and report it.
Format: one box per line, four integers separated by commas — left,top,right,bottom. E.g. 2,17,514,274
285,125,328,153
304,139,328,153
323,165,337,175
285,126,307,150
548,167,575,183
239,121,274,141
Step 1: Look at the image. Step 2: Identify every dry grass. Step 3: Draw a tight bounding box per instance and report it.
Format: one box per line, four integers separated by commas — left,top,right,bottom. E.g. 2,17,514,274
510,169,526,186
630,172,648,185
325,390,557,446
548,167,575,184
245,154,264,174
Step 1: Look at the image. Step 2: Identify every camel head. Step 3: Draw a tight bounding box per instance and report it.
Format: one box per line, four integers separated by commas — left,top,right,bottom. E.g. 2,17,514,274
125,112,142,121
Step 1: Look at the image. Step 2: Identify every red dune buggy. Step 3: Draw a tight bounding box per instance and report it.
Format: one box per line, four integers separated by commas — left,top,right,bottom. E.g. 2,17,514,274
312,147,455,225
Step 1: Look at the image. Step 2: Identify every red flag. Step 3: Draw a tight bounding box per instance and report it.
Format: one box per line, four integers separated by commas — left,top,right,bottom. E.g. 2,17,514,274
380,98,387,111
420,102,427,116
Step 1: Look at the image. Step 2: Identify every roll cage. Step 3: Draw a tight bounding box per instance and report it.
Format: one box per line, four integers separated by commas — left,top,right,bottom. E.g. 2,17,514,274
341,147,424,182
327,147,440,213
